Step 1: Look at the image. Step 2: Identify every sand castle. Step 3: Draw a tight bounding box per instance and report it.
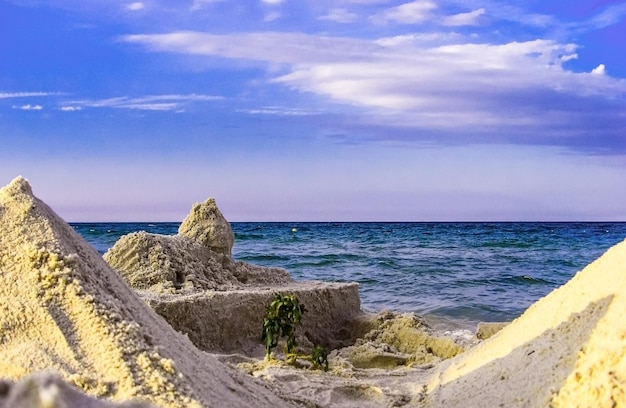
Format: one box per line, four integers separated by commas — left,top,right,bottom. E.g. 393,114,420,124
1,175,625,407
103,198,362,354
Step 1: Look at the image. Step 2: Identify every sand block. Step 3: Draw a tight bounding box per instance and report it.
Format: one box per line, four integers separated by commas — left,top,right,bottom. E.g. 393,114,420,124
0,176,296,408
141,282,361,354
426,238,626,407
104,198,363,356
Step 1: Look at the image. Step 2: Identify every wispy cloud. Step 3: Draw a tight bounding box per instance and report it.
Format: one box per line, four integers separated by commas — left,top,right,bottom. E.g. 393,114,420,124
580,2,626,30
370,0,437,24
12,104,43,110
64,94,223,111
190,0,223,11
123,32,378,64
319,8,360,23
465,1,554,28
260,0,284,22
238,106,321,116
126,2,145,11
60,106,83,111
0,91,56,99
441,8,486,26
264,11,282,22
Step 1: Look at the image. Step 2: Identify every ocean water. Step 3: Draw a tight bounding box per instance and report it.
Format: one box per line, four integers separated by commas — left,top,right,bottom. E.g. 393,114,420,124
72,222,626,329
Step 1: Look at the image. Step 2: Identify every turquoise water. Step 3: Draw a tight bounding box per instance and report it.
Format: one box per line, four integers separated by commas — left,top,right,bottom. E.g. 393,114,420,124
73,222,626,328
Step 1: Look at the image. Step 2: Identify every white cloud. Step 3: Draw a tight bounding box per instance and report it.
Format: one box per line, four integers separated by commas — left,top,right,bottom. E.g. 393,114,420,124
0,91,54,99
238,106,320,116
264,11,282,22
581,3,626,30
591,64,606,75
12,104,43,110
319,8,359,23
190,0,223,11
126,2,144,11
468,2,554,28
60,106,83,111
122,31,626,139
371,0,437,24
261,0,284,4
441,8,486,26
66,94,223,111
376,32,464,47
123,32,378,64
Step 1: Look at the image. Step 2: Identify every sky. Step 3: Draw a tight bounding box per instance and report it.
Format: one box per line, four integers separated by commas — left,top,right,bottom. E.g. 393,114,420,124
1,0,625,222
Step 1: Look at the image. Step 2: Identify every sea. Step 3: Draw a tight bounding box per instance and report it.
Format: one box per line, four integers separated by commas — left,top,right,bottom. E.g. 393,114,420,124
72,222,626,330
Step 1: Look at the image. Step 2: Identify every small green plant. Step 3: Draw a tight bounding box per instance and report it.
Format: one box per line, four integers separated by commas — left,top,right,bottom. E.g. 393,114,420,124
261,294,330,371
310,344,329,372
261,293,306,362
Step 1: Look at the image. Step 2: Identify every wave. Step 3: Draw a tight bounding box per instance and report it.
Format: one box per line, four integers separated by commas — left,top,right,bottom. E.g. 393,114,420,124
505,274,557,285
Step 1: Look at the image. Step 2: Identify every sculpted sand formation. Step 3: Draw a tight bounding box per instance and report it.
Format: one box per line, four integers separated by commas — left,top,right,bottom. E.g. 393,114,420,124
103,197,362,354
1,175,625,407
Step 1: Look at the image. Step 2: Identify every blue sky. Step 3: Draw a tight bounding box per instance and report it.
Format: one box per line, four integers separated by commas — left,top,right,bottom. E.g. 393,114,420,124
1,0,625,221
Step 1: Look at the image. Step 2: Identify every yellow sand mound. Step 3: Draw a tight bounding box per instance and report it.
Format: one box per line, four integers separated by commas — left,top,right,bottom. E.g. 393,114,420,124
0,176,296,408
426,238,626,407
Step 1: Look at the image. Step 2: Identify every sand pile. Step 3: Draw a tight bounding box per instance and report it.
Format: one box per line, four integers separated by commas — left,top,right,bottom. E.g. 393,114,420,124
332,312,465,370
103,231,292,293
0,176,297,407
218,311,472,408
104,198,362,355
104,198,292,294
425,237,626,407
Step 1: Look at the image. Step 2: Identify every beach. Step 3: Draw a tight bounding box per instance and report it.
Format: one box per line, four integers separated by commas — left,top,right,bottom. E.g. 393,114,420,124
1,175,625,407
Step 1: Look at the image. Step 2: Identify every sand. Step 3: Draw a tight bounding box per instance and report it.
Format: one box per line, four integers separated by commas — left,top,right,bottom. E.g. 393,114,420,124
2,174,626,408
0,176,298,407
103,230,293,293
0,371,152,407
